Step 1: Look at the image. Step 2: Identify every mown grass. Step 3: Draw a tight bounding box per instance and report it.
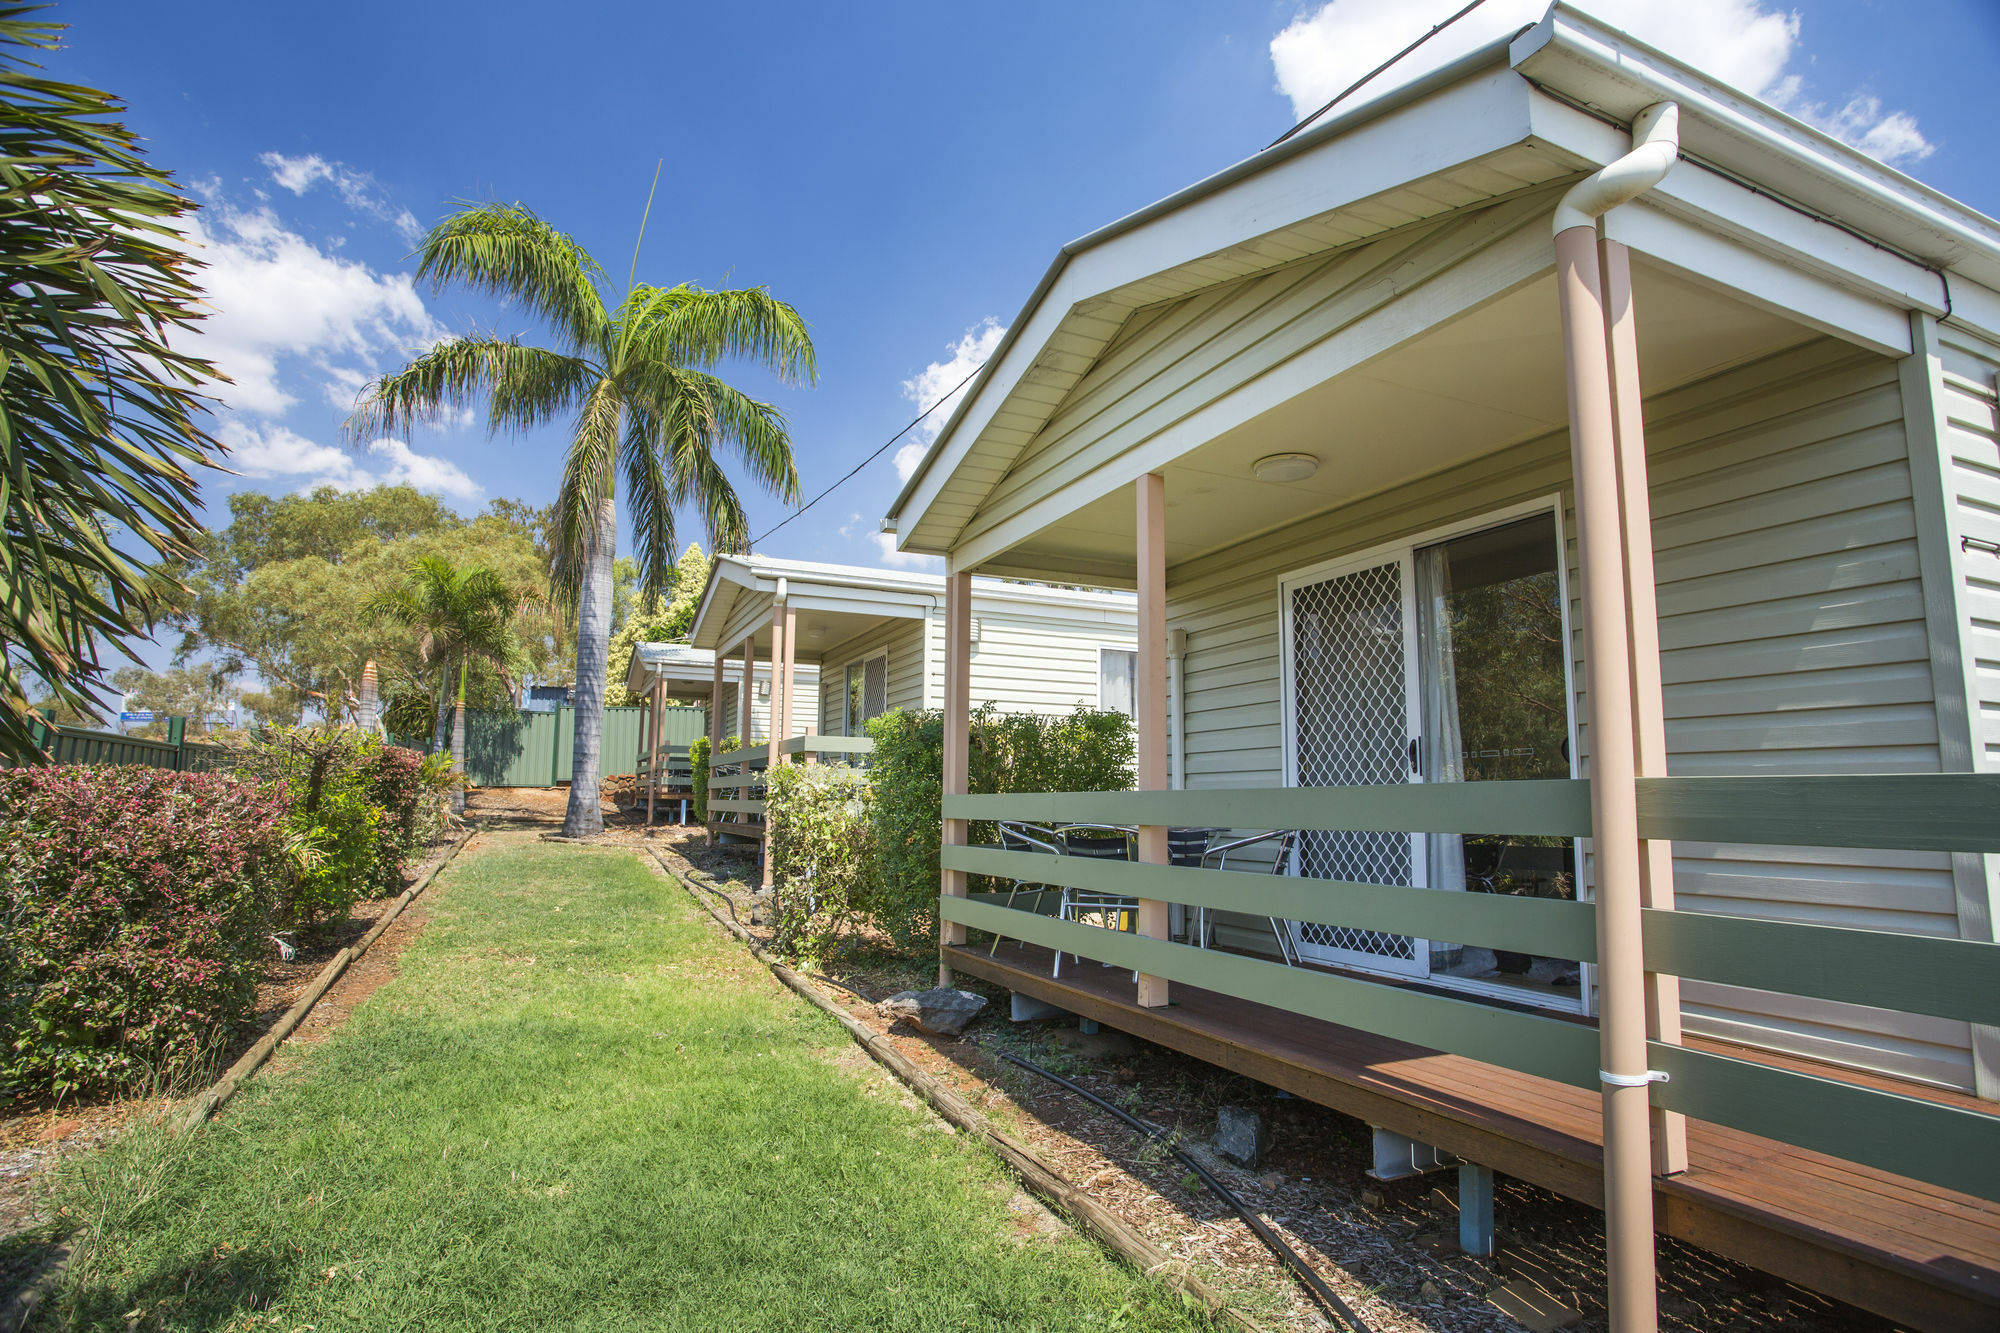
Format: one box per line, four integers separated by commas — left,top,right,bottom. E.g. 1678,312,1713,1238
51,839,1209,1332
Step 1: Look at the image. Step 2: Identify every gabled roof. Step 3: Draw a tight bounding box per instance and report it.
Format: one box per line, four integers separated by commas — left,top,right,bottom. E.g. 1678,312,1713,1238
882,2,2000,561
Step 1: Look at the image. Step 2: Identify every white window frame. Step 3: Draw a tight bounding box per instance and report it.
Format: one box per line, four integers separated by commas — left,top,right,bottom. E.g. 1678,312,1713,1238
1273,494,1587,1014
841,647,889,736
1096,644,1139,716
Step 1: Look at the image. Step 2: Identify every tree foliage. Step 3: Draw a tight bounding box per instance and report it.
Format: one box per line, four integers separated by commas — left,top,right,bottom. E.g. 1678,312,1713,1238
0,10,225,761
606,542,709,706
169,487,566,725
109,662,234,735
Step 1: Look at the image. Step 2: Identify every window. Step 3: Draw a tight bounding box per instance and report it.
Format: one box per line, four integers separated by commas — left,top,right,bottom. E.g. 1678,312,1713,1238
1099,648,1137,717
843,652,888,735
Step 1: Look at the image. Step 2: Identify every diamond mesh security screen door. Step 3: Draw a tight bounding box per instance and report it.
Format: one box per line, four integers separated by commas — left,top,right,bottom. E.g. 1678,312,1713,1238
1282,556,1428,975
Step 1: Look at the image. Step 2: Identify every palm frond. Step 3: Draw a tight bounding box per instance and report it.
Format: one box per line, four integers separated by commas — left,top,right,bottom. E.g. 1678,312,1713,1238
345,336,597,442
413,203,611,354
0,8,225,759
617,284,816,386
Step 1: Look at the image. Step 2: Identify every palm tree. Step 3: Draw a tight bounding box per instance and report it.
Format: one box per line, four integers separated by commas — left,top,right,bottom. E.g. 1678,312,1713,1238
348,202,813,836
364,554,521,812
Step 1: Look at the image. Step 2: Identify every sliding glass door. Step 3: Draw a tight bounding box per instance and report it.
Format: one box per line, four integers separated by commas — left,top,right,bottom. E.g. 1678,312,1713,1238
1281,506,1583,1010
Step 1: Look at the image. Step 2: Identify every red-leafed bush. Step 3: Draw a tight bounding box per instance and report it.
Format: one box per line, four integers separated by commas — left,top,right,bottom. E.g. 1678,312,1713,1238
365,742,428,893
0,765,292,1096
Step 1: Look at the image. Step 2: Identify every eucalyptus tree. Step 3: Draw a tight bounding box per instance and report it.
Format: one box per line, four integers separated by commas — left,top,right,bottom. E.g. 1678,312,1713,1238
0,10,222,759
349,202,813,835
364,554,523,811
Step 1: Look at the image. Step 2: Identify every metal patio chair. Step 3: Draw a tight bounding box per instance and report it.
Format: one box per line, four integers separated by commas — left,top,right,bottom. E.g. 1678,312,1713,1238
1165,827,1217,945
1052,824,1136,978
988,821,1062,957
1193,829,1304,966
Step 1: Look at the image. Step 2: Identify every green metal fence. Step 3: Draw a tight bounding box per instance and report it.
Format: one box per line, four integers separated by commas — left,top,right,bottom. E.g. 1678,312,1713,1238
463,704,707,787
14,716,232,772
941,774,2000,1205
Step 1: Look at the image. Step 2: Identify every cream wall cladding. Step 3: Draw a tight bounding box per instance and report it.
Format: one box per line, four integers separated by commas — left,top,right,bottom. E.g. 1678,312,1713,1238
1170,337,1978,1092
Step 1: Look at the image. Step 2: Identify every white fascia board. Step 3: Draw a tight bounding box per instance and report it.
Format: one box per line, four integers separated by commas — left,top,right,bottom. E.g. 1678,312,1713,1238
1514,6,2000,287
889,64,1540,553
1605,202,1910,357
969,592,1138,632
788,590,930,620
894,262,1088,554
687,560,768,650
1067,67,1535,303
952,219,1553,571
967,579,1137,617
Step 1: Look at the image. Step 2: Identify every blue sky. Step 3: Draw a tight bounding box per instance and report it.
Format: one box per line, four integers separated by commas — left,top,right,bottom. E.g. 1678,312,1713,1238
48,0,2000,670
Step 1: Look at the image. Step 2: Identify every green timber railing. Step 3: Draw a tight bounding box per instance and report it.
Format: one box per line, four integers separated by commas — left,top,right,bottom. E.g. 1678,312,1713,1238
940,774,2000,1205
706,735,875,829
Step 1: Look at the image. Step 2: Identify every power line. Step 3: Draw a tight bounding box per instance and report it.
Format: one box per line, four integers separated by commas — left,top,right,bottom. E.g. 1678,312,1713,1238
750,359,985,548
1266,0,1494,150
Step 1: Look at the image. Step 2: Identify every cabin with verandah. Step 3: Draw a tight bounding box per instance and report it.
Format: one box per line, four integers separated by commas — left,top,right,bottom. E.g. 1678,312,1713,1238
877,6,2000,1328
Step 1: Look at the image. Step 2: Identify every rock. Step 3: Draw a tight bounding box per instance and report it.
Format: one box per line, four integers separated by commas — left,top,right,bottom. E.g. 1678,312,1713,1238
1215,1104,1271,1168
1359,1188,1386,1207
878,988,988,1037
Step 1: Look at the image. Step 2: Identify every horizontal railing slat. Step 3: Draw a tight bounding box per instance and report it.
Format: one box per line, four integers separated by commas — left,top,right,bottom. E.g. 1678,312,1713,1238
945,845,1601,963
706,773,764,791
1635,774,2000,851
1643,909,2000,1026
947,773,2000,850
712,746,769,767
708,799,766,815
779,735,875,756
1650,1043,2000,1204
942,894,1601,1088
946,781,1593,836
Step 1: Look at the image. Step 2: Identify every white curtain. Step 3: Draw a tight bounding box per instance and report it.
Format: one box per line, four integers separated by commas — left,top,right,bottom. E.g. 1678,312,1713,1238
1413,543,1465,896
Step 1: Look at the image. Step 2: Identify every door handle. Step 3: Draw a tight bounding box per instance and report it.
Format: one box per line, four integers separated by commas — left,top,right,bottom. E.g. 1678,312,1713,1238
1408,737,1421,776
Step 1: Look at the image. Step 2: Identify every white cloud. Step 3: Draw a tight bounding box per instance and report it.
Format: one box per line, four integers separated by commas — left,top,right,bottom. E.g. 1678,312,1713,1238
871,532,942,571
218,419,481,501
1268,0,1930,166
900,317,1006,468
176,202,439,417
892,441,928,484
836,511,864,539
260,151,425,244
364,438,482,500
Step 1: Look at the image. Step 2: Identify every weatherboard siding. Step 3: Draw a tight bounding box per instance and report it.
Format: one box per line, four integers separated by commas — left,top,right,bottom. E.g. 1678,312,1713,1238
717,664,819,745
811,602,1137,735
1162,337,1972,1090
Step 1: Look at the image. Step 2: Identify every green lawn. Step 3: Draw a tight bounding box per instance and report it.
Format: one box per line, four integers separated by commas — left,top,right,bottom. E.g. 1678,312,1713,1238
56,838,1207,1332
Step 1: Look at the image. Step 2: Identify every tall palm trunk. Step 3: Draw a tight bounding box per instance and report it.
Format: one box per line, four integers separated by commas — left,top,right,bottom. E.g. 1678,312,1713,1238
431,666,452,754
450,659,468,815
561,493,616,837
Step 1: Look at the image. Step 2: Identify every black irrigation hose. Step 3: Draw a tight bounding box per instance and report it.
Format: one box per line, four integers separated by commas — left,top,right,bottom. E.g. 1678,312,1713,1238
997,1050,1371,1333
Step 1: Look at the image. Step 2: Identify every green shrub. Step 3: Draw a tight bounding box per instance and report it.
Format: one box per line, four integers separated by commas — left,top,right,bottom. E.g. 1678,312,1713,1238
765,763,872,966
690,733,738,824
239,727,400,928
0,766,292,1096
863,704,1135,949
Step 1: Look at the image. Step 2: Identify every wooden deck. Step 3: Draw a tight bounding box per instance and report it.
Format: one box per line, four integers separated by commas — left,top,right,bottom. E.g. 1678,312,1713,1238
948,941,2000,1332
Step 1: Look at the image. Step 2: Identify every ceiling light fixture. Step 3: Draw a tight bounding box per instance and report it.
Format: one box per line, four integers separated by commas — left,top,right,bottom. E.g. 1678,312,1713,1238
1251,452,1319,483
